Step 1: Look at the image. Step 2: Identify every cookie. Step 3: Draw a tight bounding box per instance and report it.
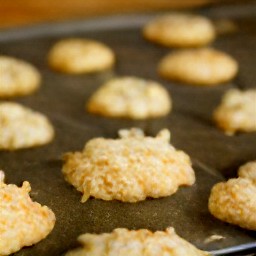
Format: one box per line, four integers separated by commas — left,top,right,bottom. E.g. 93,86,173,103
158,48,238,86
238,161,256,184
0,171,55,255
48,38,115,74
214,89,256,135
143,13,215,48
0,56,41,98
87,77,172,119
208,162,256,230
62,128,195,203
0,102,54,150
65,227,209,256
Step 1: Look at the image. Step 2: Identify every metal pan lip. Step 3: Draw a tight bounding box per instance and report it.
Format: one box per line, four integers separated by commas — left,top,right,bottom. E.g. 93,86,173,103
209,241,256,255
0,13,155,42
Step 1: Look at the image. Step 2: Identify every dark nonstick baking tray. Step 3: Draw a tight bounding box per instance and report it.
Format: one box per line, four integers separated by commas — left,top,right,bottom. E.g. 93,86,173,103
0,3,256,256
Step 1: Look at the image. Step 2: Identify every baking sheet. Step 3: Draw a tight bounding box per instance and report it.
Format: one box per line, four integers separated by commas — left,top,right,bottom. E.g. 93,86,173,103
0,3,256,255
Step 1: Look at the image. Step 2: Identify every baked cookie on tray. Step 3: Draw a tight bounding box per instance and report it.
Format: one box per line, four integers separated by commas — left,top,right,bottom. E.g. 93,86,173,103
65,227,209,256
238,161,256,183
0,171,55,256
143,13,215,48
48,38,115,74
209,161,256,230
87,77,172,119
158,48,238,86
0,102,54,150
214,89,256,135
62,128,195,203
0,56,41,98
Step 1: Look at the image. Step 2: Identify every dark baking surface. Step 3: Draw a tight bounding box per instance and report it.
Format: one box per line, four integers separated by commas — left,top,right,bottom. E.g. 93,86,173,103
0,4,256,256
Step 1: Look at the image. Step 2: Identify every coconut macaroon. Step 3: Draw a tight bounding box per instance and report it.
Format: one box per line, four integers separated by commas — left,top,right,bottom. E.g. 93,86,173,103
62,128,195,203
48,38,115,74
65,227,209,256
158,48,238,86
0,171,55,255
0,56,41,98
0,102,54,150
238,161,256,184
208,161,256,230
87,77,172,119
214,89,256,135
143,13,215,48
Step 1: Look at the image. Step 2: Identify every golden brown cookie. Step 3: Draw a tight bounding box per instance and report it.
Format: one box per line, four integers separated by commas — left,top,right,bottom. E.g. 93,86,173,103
62,128,195,203
238,161,256,184
208,162,256,230
0,102,54,150
0,171,55,255
65,227,209,256
143,13,215,48
158,48,238,86
48,38,115,74
87,77,172,119
0,56,41,98
214,89,256,135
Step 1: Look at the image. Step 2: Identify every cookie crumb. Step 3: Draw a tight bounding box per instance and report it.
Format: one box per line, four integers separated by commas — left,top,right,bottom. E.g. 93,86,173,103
204,235,225,244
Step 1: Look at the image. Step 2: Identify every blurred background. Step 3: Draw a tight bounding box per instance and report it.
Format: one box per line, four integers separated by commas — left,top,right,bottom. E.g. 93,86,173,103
0,0,252,29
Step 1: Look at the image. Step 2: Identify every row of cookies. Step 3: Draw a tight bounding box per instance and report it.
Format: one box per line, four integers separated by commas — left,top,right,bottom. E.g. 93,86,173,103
1,84,255,151
0,12,255,256
0,80,255,151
